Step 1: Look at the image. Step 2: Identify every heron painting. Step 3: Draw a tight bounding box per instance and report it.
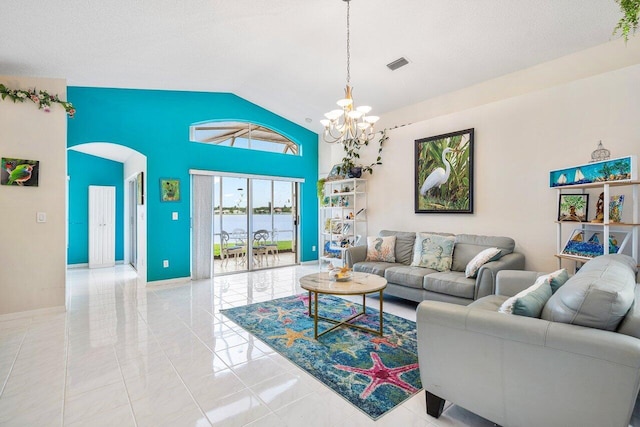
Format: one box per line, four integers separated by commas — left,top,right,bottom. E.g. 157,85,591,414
1,157,39,187
414,129,473,213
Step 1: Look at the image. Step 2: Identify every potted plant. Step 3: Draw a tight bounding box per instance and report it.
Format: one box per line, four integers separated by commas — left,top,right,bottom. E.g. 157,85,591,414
338,129,389,178
614,0,640,41
317,177,327,206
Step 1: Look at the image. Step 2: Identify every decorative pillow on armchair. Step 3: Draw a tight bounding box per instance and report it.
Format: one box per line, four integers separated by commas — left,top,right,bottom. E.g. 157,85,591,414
366,235,396,262
499,275,552,317
410,233,456,272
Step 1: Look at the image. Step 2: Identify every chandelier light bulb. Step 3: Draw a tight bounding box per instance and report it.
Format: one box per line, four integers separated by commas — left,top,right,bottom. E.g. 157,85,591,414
364,115,379,124
348,110,363,119
337,98,353,108
356,105,372,114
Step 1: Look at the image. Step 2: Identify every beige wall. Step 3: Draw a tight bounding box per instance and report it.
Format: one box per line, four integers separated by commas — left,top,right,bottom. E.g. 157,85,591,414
322,39,640,272
0,75,67,315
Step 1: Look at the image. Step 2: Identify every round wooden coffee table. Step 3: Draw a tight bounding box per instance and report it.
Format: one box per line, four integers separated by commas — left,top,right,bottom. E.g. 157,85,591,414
299,271,387,339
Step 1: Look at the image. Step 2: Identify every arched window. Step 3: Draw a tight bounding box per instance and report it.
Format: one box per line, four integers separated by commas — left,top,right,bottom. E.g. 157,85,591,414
190,122,299,155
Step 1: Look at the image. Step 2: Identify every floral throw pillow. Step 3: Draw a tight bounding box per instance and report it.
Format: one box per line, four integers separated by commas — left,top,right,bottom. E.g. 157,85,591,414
366,235,396,262
410,233,456,272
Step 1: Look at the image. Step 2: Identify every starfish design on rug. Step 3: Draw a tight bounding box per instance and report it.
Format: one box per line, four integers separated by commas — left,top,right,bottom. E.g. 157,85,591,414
276,307,295,321
253,309,276,323
293,293,310,305
327,341,362,358
334,352,419,399
268,328,314,348
370,336,398,350
386,326,417,347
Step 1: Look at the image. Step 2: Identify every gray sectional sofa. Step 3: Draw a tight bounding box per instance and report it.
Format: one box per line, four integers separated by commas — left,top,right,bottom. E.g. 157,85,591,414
344,230,525,305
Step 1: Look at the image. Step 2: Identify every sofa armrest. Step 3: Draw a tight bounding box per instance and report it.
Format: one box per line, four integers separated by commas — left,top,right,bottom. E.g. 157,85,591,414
344,245,367,267
495,270,543,297
474,252,526,299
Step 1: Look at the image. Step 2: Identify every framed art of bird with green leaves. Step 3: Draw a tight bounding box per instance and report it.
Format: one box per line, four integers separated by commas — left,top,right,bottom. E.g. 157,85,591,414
415,129,474,213
1,157,39,187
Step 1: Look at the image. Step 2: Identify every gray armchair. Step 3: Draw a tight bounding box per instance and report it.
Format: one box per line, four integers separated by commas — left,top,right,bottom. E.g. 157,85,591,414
416,258,640,427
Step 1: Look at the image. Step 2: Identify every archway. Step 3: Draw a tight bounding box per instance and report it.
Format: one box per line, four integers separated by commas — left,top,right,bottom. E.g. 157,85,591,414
67,142,148,284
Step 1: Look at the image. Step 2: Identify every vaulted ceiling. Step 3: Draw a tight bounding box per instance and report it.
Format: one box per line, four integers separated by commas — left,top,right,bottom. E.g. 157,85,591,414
0,1,624,134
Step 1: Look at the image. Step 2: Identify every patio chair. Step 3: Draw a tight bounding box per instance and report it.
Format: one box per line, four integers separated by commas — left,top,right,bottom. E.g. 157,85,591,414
221,230,246,267
253,229,278,266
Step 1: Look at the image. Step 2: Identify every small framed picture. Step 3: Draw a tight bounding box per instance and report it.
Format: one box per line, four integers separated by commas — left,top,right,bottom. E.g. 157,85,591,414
1,157,39,187
137,172,144,205
160,178,180,202
558,194,589,222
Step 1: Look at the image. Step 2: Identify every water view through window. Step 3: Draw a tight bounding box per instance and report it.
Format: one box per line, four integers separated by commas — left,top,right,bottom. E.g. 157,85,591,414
213,175,297,274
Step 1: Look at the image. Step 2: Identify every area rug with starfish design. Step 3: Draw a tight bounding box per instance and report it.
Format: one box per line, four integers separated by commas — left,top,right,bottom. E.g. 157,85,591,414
220,294,422,420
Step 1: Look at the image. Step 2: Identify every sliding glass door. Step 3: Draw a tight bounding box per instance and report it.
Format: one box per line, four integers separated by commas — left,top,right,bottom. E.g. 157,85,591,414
213,175,298,275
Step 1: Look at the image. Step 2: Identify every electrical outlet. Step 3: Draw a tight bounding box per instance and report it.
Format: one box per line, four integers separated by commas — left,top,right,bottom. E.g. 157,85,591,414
312,245,316,252
172,212,178,220
163,260,169,268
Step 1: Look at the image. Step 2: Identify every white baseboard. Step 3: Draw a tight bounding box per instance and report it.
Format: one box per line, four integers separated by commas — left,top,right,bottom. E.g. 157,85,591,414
67,263,88,269
146,276,192,288
0,305,66,322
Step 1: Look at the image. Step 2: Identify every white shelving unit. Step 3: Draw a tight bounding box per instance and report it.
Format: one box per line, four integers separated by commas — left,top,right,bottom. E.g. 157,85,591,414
554,180,639,270
320,178,367,267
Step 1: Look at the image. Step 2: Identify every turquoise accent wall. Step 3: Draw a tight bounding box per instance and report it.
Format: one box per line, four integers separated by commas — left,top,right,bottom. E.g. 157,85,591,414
67,87,318,282
67,151,124,264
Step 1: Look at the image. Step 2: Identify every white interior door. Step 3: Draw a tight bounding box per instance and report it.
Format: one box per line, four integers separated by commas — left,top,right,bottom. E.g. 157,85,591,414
89,185,116,268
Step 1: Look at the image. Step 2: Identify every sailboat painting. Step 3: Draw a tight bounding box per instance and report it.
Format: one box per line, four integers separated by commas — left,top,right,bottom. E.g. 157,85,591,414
550,155,636,187
561,228,629,258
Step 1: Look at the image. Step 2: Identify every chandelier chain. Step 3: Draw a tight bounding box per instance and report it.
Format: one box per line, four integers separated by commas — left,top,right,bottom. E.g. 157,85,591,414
346,0,350,85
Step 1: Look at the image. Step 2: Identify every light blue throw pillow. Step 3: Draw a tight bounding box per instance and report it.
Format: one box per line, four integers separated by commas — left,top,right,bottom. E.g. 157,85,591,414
512,278,553,318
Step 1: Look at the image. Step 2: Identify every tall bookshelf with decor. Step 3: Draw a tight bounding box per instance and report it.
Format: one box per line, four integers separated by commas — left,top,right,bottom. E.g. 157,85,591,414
320,178,367,267
551,155,639,270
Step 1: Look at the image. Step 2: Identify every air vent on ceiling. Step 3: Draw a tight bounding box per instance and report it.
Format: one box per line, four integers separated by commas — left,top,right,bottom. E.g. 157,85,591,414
386,57,409,71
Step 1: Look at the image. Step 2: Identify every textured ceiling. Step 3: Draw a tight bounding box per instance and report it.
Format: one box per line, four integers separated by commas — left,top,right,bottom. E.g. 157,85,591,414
0,0,623,133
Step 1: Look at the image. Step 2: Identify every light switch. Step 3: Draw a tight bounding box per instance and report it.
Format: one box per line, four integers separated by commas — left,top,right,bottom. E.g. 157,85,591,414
172,212,178,220
37,212,46,223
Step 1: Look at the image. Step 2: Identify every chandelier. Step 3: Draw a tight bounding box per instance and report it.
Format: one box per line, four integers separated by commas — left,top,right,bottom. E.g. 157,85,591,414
320,0,379,144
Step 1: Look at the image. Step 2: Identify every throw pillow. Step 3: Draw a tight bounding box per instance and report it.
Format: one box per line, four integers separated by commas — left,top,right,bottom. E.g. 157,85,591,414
410,233,456,272
547,268,569,293
499,275,552,316
366,235,396,262
512,279,553,317
464,247,502,278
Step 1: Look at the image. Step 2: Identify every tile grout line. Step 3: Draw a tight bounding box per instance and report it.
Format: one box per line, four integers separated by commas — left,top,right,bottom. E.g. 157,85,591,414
133,286,214,426
112,345,139,427
113,264,139,426
0,321,29,398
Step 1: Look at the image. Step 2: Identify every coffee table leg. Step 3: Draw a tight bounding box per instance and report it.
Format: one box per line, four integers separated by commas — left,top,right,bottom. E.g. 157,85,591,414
314,291,319,339
362,294,366,314
307,291,312,316
379,290,384,336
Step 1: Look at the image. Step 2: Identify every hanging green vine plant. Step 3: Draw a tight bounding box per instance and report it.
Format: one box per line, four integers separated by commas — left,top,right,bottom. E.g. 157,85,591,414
614,0,640,42
0,83,75,117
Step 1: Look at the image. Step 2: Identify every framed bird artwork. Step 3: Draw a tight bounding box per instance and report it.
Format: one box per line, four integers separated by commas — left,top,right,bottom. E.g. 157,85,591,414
414,129,474,213
1,157,39,187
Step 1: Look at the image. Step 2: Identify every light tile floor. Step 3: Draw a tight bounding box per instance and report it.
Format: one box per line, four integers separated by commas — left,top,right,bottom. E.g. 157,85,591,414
1,264,636,426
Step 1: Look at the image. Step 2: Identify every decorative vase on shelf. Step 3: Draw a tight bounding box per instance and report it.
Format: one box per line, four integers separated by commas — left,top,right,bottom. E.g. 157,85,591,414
348,166,362,178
